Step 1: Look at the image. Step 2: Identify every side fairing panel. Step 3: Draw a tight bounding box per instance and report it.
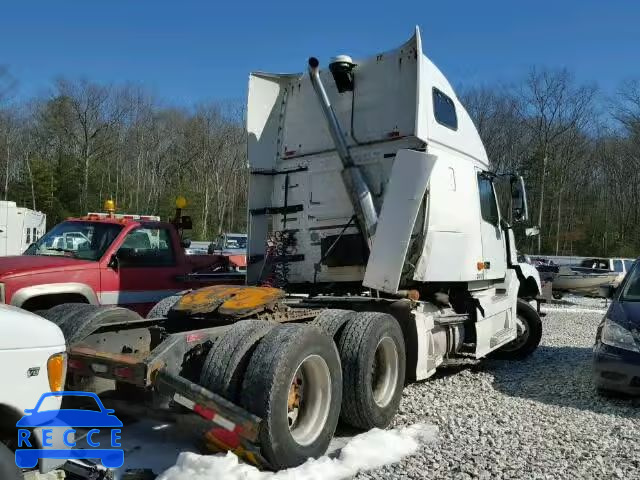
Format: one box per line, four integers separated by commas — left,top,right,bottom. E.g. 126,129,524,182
363,150,436,293
414,149,484,282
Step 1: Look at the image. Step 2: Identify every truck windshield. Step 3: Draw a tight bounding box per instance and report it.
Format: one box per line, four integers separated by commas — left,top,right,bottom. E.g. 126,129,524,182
621,264,640,302
24,221,123,261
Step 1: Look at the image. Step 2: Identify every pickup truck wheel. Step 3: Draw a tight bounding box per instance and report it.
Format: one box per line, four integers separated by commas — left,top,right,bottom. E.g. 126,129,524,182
489,299,542,360
0,442,21,480
311,309,356,339
337,311,406,430
146,295,182,319
199,320,273,402
240,324,342,470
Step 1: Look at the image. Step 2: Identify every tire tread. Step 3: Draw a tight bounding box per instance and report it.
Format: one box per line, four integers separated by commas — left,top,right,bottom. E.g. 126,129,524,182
199,320,273,401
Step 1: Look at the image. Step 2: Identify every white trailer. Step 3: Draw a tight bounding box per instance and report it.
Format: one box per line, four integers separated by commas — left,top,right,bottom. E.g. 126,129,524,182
0,201,46,256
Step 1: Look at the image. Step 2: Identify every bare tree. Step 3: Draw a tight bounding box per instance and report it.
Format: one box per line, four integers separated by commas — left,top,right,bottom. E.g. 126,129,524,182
519,68,597,253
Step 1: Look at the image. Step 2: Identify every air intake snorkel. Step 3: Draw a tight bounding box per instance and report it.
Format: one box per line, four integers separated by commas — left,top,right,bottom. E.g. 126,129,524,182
307,57,378,249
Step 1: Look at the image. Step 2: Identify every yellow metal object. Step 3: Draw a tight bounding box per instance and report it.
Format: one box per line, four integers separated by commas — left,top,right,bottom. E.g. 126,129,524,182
173,285,285,318
104,199,116,213
175,196,188,209
203,434,261,466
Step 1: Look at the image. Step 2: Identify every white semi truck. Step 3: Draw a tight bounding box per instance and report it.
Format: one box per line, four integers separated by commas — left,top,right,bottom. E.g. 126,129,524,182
45,27,544,472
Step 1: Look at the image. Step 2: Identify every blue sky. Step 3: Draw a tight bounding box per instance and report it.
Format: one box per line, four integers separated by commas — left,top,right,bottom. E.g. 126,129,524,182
0,1,638,106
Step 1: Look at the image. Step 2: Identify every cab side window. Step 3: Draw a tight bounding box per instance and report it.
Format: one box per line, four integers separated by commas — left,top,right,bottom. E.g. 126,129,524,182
478,174,500,226
613,260,624,273
433,88,458,130
118,228,175,267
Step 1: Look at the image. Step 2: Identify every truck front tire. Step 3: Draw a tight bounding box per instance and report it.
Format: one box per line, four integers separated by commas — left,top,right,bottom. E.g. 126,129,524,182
337,311,406,430
240,324,342,470
489,299,543,360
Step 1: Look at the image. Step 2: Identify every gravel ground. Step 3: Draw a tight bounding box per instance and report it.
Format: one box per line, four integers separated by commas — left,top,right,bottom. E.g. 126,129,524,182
548,293,610,311
357,305,640,479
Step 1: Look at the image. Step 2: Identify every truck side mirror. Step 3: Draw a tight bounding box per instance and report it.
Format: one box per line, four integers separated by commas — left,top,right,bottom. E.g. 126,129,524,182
511,175,529,223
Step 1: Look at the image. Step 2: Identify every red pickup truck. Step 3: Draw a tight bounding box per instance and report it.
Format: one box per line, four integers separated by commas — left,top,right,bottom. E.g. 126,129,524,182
0,213,245,315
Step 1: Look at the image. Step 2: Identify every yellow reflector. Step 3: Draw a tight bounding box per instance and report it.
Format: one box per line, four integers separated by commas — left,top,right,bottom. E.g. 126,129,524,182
47,353,67,392
175,196,188,209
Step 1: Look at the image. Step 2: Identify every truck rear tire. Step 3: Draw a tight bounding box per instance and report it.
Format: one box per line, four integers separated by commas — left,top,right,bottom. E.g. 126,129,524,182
337,311,406,430
199,320,274,402
489,299,542,360
240,324,342,470
0,442,21,480
41,304,141,345
311,309,355,338
37,303,97,332
146,295,182,319
40,304,142,393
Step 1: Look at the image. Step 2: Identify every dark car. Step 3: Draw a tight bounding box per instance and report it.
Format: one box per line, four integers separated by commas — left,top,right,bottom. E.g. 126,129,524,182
593,258,640,395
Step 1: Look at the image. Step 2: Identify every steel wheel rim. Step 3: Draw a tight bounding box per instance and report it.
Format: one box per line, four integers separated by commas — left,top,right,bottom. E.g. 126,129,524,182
372,336,399,407
500,315,530,352
286,354,331,446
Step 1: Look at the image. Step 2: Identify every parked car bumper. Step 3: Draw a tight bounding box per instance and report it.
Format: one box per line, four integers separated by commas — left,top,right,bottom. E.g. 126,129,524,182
593,342,640,395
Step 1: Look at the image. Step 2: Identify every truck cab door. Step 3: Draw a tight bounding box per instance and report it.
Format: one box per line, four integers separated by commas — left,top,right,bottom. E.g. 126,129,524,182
476,172,507,280
100,226,184,316
473,172,516,357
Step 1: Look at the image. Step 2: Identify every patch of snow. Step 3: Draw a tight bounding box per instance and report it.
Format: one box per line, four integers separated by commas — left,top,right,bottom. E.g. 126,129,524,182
157,423,437,480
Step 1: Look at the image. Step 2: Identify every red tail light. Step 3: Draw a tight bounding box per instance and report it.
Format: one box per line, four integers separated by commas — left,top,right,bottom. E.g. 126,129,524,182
68,359,85,370
113,366,134,379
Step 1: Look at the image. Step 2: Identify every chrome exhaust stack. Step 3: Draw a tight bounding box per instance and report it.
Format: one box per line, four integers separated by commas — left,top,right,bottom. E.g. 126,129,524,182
307,57,378,249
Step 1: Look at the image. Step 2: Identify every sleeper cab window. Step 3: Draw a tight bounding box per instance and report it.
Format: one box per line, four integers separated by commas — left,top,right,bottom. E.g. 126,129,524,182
433,87,458,130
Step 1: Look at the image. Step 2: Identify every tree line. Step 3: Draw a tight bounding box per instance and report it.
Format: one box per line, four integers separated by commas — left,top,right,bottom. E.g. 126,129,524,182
0,67,639,256
0,71,247,241
462,69,639,257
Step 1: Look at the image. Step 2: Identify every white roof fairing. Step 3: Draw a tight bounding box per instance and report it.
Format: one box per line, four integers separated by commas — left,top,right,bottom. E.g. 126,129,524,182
247,26,489,170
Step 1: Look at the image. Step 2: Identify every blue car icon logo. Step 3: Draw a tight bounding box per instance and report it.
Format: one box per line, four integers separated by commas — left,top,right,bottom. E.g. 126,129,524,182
15,391,124,469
